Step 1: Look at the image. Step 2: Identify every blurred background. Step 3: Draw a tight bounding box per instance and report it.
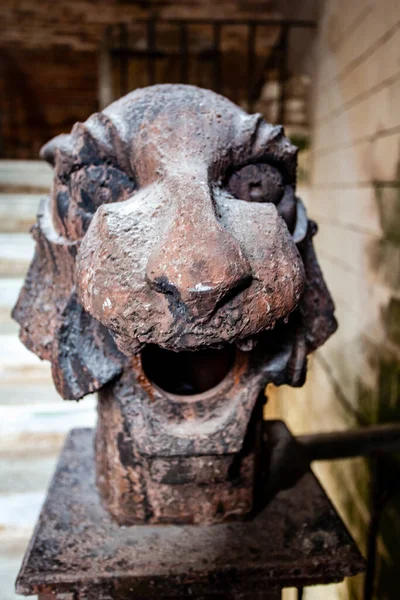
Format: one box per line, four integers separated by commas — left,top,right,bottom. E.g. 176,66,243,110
0,0,399,598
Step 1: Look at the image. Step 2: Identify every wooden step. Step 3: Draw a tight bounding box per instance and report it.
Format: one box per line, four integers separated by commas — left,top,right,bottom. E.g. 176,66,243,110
0,529,37,600
0,194,42,233
0,278,23,333
0,334,51,385
0,160,87,600
0,396,96,437
0,234,34,277
0,160,52,193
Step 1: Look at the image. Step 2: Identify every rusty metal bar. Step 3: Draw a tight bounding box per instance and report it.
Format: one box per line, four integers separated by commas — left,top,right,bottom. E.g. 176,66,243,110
247,23,257,111
147,19,156,86
111,49,171,59
297,423,400,462
296,425,400,598
179,22,189,83
212,22,222,93
119,23,129,96
130,18,317,28
363,457,386,600
278,26,288,125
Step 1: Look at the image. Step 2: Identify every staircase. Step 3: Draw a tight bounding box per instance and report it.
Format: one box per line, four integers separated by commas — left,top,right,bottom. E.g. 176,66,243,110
0,161,96,600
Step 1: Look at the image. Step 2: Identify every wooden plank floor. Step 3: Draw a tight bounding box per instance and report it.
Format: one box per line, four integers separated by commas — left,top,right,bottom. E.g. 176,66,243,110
0,161,96,600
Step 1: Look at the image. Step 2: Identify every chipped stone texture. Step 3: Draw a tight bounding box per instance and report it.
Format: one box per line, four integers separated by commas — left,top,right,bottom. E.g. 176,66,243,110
95,360,263,525
13,84,337,525
12,198,125,399
70,86,305,354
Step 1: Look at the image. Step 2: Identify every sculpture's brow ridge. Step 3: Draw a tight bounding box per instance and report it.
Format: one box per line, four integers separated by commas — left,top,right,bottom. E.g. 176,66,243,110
246,112,265,148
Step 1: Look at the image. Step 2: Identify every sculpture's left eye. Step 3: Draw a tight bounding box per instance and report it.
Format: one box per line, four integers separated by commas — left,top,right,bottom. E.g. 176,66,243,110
70,163,136,215
54,161,136,240
226,163,284,205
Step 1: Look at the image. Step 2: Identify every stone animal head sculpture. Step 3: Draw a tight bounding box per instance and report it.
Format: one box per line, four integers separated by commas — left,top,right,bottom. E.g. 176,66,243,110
13,85,337,524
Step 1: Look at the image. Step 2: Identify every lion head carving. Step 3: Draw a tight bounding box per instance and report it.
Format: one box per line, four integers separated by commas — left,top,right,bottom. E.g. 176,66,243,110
13,84,336,401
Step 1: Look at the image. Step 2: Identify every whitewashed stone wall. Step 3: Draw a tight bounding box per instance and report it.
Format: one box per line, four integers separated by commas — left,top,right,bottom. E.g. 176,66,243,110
272,1,400,598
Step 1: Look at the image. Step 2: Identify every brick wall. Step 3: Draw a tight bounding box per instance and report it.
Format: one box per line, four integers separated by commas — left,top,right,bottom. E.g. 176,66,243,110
0,47,98,159
0,0,278,158
271,1,400,598
0,0,278,51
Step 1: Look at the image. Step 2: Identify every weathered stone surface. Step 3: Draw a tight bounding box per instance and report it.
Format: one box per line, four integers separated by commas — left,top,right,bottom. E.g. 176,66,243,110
13,84,337,524
96,367,264,525
15,426,364,599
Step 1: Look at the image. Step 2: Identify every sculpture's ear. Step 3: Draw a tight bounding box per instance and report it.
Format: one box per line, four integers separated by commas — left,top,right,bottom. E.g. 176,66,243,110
12,199,125,400
12,200,77,361
40,133,73,166
292,198,308,244
297,220,338,352
51,293,125,400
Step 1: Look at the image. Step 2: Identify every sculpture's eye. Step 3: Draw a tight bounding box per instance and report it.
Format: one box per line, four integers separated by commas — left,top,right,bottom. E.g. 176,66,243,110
226,162,297,233
69,163,136,215
226,163,284,205
55,161,136,239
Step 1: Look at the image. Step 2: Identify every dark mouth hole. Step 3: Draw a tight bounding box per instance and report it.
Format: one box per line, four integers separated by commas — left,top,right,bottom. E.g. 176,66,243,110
141,344,236,396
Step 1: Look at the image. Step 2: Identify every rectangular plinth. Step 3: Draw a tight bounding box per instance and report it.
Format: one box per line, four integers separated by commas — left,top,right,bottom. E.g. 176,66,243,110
16,424,364,599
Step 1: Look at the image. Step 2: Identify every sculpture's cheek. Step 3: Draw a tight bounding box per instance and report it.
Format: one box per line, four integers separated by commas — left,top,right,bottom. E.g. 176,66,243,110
75,182,304,355
74,190,175,345
216,195,306,320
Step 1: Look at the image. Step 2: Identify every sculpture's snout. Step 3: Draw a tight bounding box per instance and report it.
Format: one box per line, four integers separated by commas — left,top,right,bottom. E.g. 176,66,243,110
145,198,252,320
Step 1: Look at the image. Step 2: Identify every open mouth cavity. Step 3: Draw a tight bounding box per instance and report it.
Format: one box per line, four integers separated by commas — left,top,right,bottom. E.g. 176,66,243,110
141,344,236,396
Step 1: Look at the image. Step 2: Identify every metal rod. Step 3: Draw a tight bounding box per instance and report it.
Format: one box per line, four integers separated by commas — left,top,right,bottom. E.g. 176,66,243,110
247,23,257,112
127,18,317,28
297,588,304,600
179,22,189,83
213,22,222,93
147,19,156,86
119,23,129,96
363,457,389,600
297,424,400,462
111,49,168,59
278,26,288,125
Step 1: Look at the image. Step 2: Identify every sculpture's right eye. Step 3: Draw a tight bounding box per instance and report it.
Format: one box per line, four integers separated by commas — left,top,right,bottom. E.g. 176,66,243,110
225,162,297,233
226,163,284,205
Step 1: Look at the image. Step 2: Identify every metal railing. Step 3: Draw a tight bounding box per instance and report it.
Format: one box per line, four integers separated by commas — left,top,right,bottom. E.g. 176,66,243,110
296,423,400,600
105,18,316,115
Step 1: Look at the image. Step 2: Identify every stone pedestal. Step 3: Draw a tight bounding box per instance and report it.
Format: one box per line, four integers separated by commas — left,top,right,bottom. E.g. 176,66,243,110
16,422,364,599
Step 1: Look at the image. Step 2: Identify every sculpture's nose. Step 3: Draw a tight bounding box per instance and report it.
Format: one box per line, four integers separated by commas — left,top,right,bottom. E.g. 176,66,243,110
146,187,252,319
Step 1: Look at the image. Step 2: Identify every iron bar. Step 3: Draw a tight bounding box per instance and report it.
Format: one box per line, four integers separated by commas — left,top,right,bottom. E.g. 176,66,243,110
278,26,288,125
295,426,400,599
297,423,400,462
109,17,315,110
247,23,257,112
179,22,189,84
111,49,178,59
212,22,222,93
119,23,129,96
127,18,317,28
147,19,156,86
363,457,388,600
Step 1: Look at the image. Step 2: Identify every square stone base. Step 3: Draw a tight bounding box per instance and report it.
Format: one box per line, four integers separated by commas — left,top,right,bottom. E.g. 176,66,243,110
16,422,364,599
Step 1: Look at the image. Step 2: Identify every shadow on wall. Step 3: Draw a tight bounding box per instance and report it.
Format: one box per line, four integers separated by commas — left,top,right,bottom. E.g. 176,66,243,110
0,49,50,158
334,173,400,600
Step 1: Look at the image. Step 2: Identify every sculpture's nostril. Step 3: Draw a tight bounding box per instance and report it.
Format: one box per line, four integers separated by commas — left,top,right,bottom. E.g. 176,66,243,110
146,265,252,320
211,274,252,313
148,276,180,298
